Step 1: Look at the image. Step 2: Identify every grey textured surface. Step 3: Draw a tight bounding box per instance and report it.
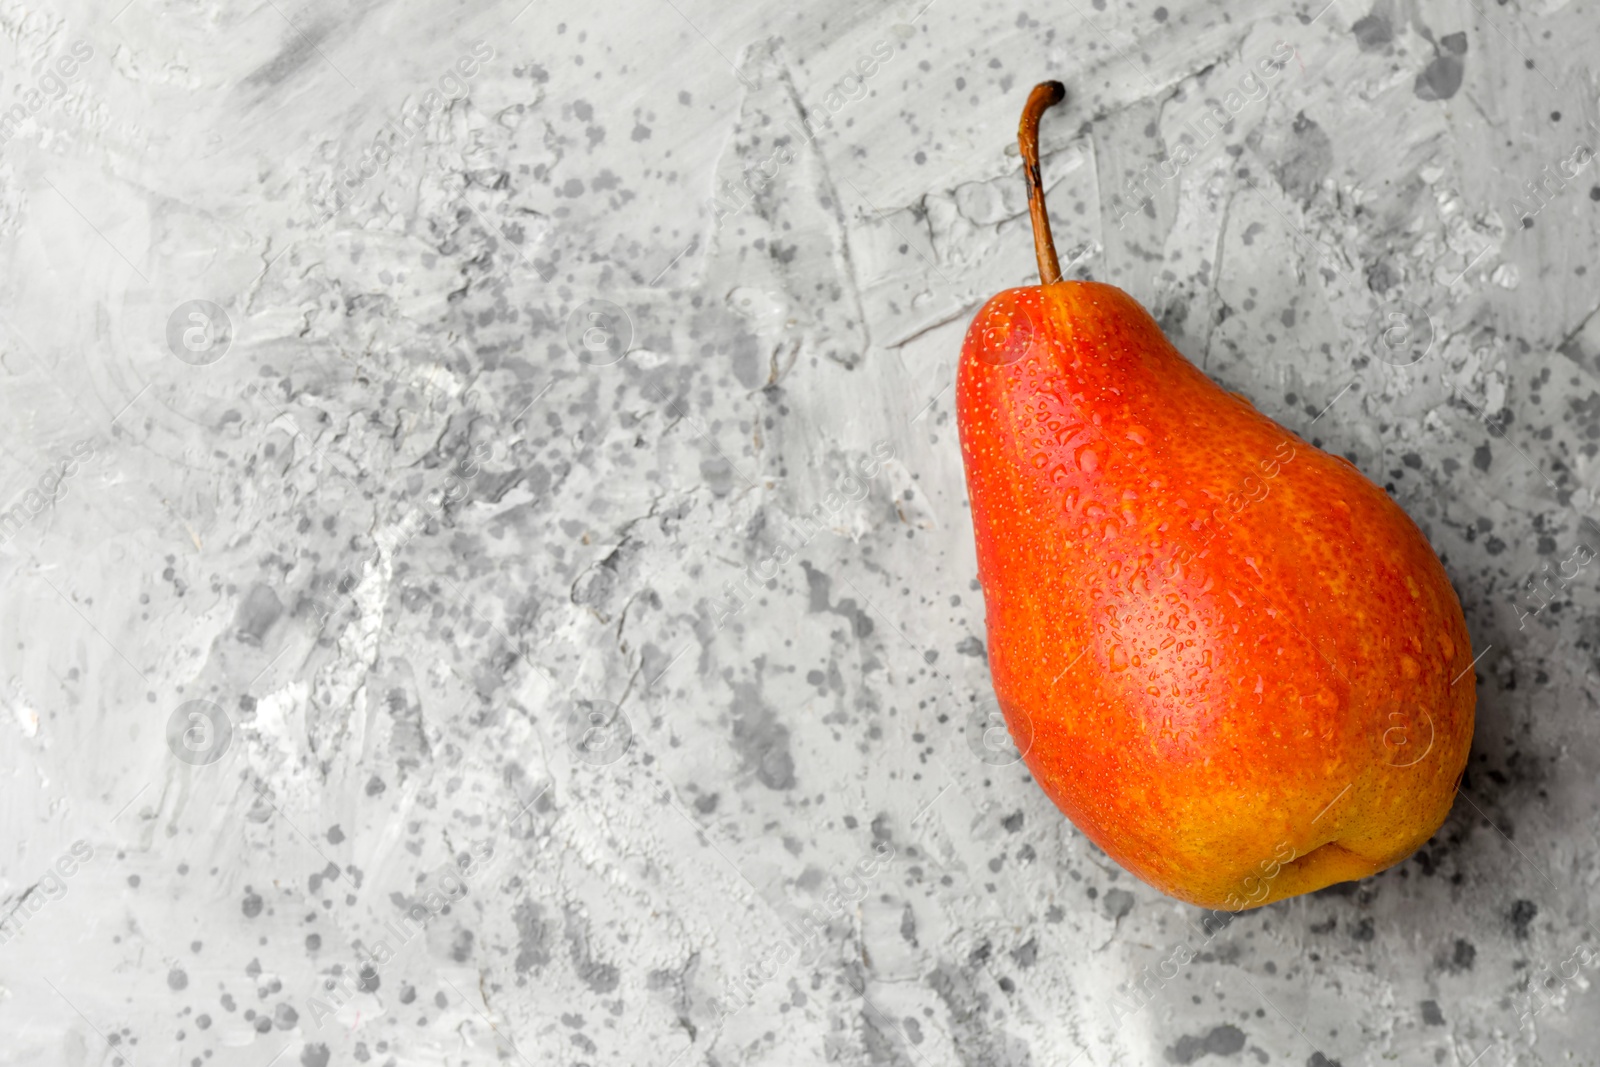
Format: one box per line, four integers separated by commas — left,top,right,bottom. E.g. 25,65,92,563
2,0,1600,1064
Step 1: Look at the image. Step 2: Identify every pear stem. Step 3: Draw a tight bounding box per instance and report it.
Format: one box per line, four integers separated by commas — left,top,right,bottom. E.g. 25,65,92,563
1019,81,1067,285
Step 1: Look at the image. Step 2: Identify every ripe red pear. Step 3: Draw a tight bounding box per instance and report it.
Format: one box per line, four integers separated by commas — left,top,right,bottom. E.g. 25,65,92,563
956,82,1475,909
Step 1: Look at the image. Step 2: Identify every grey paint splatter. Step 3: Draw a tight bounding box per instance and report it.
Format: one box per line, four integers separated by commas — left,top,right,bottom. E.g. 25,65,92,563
1415,34,1467,101
730,679,797,790
1351,13,1392,50
1165,1024,1247,1063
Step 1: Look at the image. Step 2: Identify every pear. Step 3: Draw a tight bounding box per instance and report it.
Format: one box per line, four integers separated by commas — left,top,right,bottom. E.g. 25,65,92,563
956,82,1474,909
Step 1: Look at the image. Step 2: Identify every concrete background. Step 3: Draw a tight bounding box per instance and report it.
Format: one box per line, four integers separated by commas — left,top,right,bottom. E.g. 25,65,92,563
2,0,1599,1064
